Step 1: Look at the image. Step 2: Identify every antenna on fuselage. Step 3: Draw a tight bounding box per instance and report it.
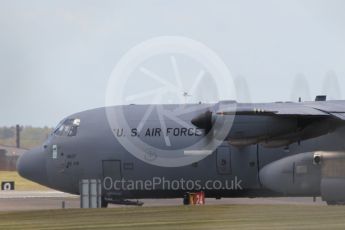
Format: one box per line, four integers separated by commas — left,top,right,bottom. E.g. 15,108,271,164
183,92,192,103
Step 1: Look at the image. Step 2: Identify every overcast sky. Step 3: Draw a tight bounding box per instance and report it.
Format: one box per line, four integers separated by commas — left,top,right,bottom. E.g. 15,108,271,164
1,0,345,126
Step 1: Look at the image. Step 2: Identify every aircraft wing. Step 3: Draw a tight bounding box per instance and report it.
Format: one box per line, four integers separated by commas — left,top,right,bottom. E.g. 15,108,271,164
218,101,345,120
192,101,345,147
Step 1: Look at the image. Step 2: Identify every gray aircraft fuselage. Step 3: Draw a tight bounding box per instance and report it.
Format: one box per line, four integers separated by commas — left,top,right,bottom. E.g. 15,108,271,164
17,101,345,202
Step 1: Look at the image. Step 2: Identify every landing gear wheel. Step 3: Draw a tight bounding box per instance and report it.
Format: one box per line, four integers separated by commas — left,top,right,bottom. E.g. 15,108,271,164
327,201,337,206
101,197,109,208
183,193,190,205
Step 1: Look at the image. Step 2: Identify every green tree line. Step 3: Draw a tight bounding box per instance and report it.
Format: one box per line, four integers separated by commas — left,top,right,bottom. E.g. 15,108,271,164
0,126,53,149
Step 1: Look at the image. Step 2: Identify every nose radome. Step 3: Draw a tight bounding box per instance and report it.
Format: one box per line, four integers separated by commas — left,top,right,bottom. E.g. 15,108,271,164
17,147,49,187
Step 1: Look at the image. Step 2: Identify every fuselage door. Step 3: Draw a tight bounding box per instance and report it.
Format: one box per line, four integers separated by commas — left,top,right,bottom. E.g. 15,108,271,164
102,160,122,196
216,147,232,175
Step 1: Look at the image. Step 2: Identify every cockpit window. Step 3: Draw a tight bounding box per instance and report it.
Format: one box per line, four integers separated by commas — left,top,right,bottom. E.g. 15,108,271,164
54,118,81,137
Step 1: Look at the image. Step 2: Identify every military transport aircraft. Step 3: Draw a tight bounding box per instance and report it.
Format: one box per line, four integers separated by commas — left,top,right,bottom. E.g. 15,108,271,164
17,96,345,206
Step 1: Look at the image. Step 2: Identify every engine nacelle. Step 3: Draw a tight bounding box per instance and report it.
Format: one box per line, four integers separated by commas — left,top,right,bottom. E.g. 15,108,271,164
259,152,321,196
260,151,345,204
316,152,345,204
192,101,299,147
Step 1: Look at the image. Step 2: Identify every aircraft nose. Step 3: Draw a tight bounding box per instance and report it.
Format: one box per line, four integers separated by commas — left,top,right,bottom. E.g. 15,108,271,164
17,147,49,186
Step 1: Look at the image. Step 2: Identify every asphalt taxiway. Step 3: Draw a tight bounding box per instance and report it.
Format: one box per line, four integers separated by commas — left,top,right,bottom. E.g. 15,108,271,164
0,191,326,211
